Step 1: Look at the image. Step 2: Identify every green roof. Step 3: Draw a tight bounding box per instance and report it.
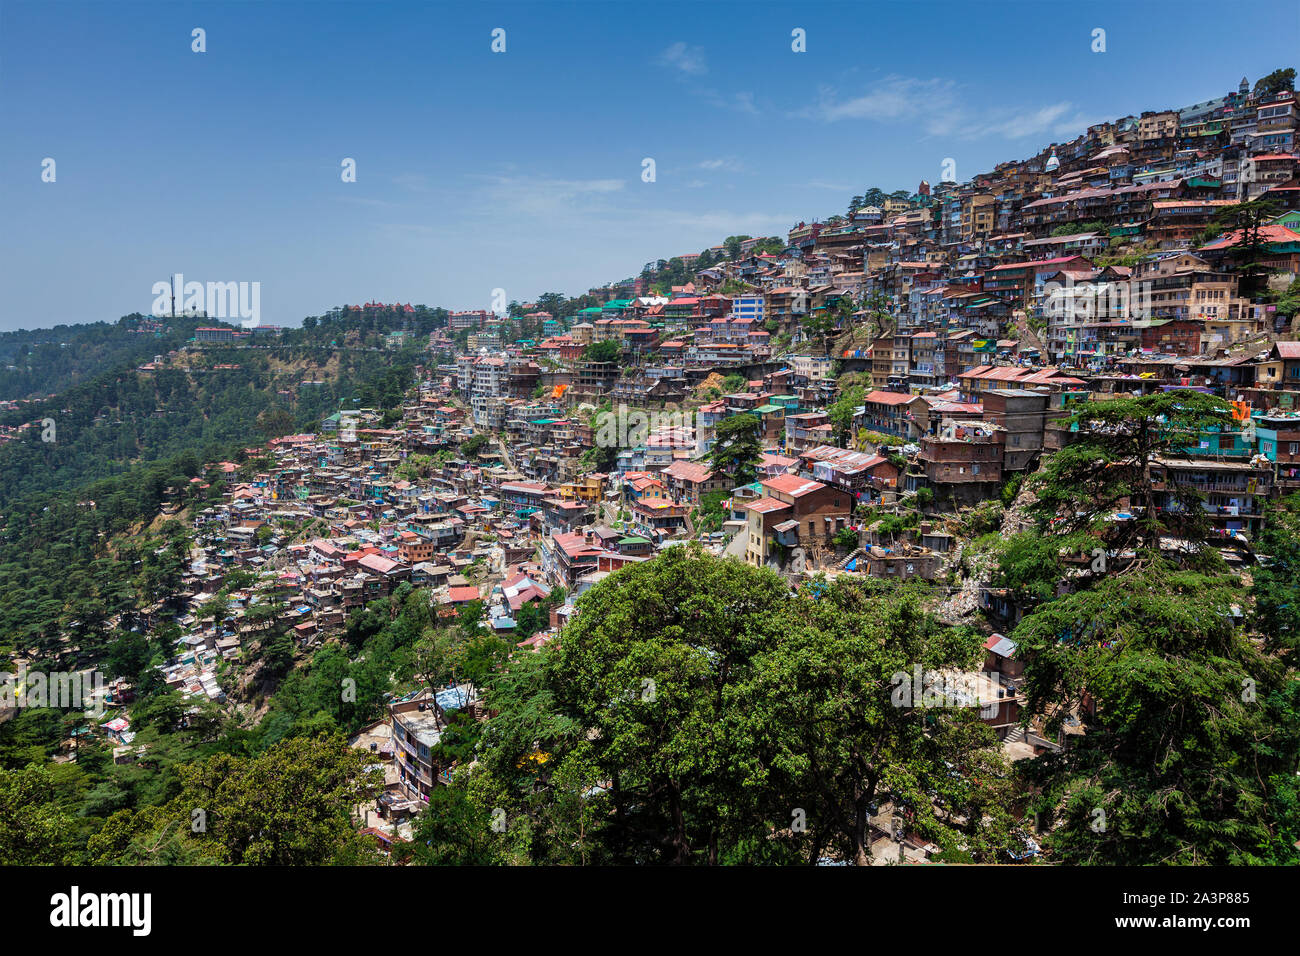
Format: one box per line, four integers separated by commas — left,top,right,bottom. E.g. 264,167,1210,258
618,536,650,545
753,404,783,414
603,299,634,309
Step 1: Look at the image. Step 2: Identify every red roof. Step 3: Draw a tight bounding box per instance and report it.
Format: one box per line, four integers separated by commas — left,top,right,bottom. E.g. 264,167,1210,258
864,389,918,406
357,553,400,575
990,255,1089,271
763,474,826,497
662,460,715,484
1201,223,1300,250
552,530,608,559
746,496,793,515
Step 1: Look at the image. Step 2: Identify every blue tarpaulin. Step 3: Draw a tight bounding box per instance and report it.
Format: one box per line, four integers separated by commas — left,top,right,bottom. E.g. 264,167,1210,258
436,685,470,712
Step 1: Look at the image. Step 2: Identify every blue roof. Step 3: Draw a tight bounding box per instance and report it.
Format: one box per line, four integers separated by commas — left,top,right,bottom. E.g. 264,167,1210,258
436,685,471,712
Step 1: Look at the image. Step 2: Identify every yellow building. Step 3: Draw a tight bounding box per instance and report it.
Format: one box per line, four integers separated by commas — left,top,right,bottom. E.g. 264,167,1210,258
558,473,605,502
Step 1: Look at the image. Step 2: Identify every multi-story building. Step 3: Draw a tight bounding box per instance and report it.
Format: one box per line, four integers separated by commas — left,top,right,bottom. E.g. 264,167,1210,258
390,697,448,802
980,389,1049,471
917,420,1004,489
743,474,853,567
448,310,492,330
1257,411,1300,496
857,390,926,441
1149,456,1272,537
1138,110,1179,143
731,294,765,323
785,411,832,454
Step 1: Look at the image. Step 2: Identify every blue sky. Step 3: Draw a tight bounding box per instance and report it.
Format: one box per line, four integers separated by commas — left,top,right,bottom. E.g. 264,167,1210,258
1,0,1296,331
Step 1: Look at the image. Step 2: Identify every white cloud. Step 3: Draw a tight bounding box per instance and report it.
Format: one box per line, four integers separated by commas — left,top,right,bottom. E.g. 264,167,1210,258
733,91,759,115
983,103,1098,140
699,157,744,172
659,41,707,76
699,88,759,115
467,172,627,221
795,74,1097,143
798,75,956,124
658,45,755,115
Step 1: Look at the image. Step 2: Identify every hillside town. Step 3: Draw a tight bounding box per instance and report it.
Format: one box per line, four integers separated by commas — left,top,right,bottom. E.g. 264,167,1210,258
42,72,1296,854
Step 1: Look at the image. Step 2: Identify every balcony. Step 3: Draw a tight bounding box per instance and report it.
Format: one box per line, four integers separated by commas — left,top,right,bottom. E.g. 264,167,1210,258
398,752,434,787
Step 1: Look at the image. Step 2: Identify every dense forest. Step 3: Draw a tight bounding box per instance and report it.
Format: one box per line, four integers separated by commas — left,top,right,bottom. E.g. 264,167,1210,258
0,315,210,401
0,344,416,503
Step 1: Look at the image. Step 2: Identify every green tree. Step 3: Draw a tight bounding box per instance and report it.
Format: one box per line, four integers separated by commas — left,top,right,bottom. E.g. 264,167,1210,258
552,545,792,863
459,433,488,458
724,235,750,260
1254,68,1296,96
1200,198,1284,296
88,734,383,865
256,406,295,439
105,629,154,685
0,764,77,864
409,770,513,865
703,413,763,486
740,577,1017,864
1251,493,1300,667
828,384,864,446
582,340,621,363
513,600,546,641
1030,390,1235,559
691,488,730,534
1016,565,1300,864
982,531,1082,610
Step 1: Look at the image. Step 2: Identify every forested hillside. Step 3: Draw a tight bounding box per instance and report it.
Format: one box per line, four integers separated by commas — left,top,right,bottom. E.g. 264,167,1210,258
0,330,419,671
0,344,415,503
0,315,206,401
